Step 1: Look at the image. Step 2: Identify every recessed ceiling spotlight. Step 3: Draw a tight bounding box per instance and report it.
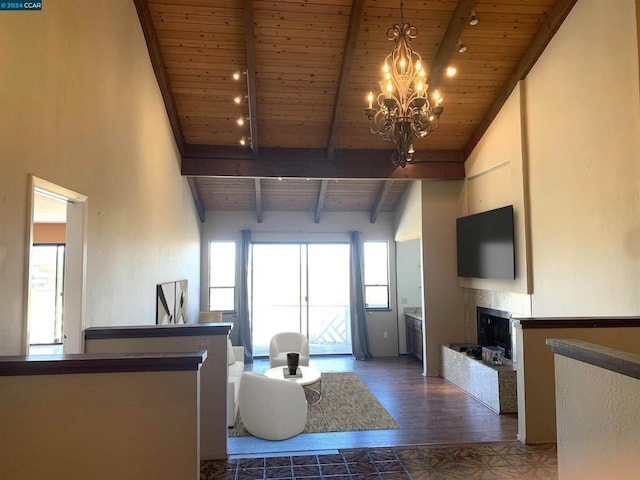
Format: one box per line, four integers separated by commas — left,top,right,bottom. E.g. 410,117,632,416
232,71,241,81
236,117,245,126
469,9,479,26
446,66,457,77
234,95,242,104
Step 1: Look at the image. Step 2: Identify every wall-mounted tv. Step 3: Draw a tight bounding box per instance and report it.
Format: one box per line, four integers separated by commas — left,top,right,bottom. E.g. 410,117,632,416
456,205,515,280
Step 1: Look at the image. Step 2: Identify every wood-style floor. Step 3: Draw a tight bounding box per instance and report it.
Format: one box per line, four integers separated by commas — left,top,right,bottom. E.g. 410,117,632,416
228,355,517,456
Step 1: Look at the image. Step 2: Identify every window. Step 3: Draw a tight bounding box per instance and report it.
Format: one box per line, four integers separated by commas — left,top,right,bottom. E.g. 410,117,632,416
363,241,389,309
209,242,236,311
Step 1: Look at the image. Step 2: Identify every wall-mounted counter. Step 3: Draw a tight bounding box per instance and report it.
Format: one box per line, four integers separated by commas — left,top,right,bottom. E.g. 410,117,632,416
547,339,640,479
0,351,206,480
513,317,640,444
84,322,232,460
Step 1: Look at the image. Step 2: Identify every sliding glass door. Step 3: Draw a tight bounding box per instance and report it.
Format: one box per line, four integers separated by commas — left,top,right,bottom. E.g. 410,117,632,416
251,243,351,356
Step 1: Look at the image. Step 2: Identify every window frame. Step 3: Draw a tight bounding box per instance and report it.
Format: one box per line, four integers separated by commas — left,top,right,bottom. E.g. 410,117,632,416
363,241,390,311
208,241,237,313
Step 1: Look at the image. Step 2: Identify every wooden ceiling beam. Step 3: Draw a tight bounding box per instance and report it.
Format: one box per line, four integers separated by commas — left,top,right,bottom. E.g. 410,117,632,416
254,178,263,223
326,0,365,160
463,0,578,157
134,0,211,221
186,178,205,223
184,145,464,162
314,180,329,223
244,0,259,157
370,181,393,224
427,0,476,96
133,0,186,155
182,147,465,180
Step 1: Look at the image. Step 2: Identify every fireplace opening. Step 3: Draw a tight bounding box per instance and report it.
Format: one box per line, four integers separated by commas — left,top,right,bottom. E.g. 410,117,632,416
477,307,512,360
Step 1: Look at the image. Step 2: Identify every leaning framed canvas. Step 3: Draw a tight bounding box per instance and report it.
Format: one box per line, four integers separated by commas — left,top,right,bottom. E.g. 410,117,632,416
156,280,188,324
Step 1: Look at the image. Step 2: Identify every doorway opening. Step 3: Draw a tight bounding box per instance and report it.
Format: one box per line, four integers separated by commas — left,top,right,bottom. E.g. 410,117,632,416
26,176,87,355
250,243,352,357
29,244,65,354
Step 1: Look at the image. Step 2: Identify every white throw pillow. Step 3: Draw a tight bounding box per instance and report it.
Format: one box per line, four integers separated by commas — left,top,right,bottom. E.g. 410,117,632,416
227,338,235,365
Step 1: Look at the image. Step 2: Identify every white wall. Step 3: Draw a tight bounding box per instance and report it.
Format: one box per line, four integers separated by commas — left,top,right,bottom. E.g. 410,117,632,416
421,181,465,375
462,83,532,295
201,210,399,357
0,0,201,354
460,0,640,317
525,0,640,316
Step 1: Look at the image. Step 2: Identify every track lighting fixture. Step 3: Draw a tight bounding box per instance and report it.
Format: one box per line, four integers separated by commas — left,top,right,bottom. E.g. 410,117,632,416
469,9,479,26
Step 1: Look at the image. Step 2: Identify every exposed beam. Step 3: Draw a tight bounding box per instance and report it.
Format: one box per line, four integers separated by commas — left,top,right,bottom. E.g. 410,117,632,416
254,178,263,223
134,0,211,223
463,0,579,157
636,0,640,91
186,178,205,223
427,0,476,96
370,181,393,224
132,0,185,155
314,180,328,224
255,178,262,223
184,145,464,163
244,0,259,157
182,147,465,180
326,0,365,160
636,0,640,97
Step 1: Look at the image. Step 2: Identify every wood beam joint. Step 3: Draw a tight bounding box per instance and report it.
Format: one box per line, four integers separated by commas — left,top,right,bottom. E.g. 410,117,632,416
186,178,205,223
254,178,263,223
132,0,186,155
314,180,328,224
326,0,365,159
427,0,476,96
370,181,393,224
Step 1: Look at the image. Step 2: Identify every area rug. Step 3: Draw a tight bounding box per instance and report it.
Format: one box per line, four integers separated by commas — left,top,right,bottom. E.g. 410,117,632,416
228,372,399,437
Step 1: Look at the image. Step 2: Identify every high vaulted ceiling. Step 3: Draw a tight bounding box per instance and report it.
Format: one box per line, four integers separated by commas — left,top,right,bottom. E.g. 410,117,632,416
133,0,576,222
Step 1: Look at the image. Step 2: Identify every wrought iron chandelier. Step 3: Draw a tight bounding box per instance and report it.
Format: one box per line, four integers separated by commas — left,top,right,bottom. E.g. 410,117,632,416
364,0,444,168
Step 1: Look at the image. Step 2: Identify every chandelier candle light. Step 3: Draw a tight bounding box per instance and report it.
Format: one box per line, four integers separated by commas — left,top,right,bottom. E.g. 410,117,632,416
364,1,444,168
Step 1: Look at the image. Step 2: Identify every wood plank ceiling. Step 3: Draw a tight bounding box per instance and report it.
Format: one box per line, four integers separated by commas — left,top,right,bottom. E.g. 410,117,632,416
134,0,577,222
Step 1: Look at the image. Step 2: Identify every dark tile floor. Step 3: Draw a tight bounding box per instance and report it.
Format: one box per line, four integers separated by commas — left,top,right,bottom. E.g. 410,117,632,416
201,442,557,480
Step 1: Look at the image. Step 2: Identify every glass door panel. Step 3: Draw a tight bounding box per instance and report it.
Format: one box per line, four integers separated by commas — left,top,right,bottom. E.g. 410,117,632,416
307,244,351,354
29,245,65,353
251,244,303,356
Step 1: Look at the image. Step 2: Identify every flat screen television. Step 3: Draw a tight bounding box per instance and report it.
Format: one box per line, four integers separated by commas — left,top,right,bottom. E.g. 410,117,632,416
456,205,515,279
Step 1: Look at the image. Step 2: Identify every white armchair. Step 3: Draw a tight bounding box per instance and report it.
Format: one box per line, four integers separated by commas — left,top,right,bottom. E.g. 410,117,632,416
269,332,310,368
238,372,307,440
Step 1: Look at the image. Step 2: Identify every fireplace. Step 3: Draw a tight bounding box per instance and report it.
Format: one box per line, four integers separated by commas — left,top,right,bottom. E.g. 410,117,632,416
477,307,513,360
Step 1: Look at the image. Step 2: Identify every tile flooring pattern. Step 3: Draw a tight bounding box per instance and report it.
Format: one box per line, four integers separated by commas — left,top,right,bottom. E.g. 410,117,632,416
201,442,557,480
